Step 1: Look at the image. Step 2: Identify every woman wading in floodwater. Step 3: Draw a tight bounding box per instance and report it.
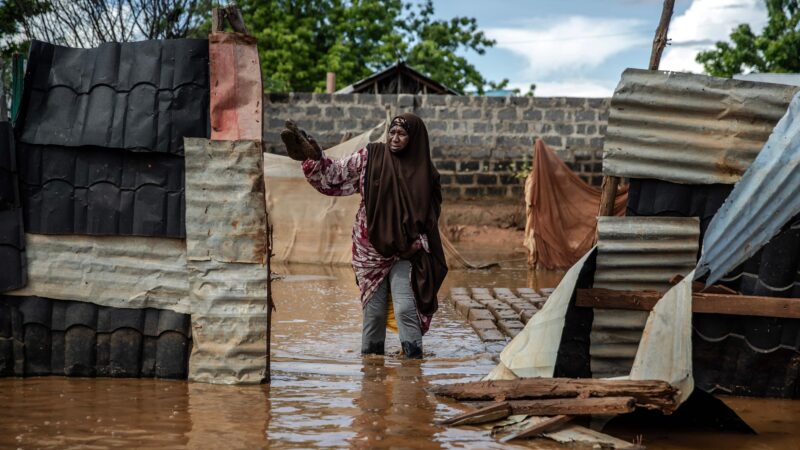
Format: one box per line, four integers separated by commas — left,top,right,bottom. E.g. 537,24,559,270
282,113,448,358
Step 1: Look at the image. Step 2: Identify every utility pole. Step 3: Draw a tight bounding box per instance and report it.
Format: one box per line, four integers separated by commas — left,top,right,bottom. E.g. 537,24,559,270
597,0,675,218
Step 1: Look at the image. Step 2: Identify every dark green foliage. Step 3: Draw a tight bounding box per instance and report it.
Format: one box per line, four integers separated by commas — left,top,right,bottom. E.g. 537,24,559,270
239,0,495,93
697,0,800,76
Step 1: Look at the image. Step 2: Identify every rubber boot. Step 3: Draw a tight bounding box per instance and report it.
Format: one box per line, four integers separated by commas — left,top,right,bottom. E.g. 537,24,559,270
401,341,423,359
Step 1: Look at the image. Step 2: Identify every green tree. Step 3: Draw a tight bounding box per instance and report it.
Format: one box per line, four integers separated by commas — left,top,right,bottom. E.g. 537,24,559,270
696,0,800,76
239,0,495,93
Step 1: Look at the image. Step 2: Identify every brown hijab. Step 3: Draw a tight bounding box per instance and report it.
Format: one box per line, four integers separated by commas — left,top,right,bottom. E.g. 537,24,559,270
364,113,448,318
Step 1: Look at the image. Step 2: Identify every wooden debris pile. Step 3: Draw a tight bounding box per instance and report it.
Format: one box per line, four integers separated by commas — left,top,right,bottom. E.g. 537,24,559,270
448,287,554,348
431,377,679,445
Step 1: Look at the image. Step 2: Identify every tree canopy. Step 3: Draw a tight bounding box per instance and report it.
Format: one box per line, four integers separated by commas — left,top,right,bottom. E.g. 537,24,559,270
240,0,496,93
0,0,210,58
696,0,800,76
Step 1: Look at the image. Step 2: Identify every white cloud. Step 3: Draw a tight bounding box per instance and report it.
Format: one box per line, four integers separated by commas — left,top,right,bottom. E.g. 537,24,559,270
508,80,615,98
485,16,648,79
660,0,768,73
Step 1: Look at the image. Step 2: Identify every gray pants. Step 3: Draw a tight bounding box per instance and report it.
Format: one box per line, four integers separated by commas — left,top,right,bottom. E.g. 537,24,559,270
361,260,423,357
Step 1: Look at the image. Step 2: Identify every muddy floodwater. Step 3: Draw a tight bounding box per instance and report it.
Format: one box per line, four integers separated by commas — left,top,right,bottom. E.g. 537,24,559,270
2,245,800,449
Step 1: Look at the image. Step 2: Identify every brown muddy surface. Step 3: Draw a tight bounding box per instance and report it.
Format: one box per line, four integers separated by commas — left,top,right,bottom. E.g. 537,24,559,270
1,243,799,449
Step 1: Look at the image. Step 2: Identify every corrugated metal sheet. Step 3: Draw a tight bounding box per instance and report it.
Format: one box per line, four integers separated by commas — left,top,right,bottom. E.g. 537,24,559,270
696,91,800,286
0,295,191,378
184,138,269,385
595,216,700,291
0,121,26,292
17,39,210,155
184,139,267,264
18,142,185,237
591,216,699,378
6,233,190,313
209,32,262,141
603,68,799,185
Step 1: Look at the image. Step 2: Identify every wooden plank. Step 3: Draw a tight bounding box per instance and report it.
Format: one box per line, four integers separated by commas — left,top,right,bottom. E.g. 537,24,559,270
439,402,512,426
429,377,678,411
502,397,636,416
498,415,572,443
577,288,800,319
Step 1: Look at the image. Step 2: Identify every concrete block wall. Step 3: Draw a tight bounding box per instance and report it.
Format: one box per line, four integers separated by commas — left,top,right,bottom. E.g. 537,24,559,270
263,93,609,199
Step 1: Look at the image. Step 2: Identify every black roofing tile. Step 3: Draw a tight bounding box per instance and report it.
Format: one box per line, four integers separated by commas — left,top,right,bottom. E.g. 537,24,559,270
17,39,210,155
0,302,13,338
97,307,144,333
95,333,110,374
109,329,143,377
19,295,51,327
18,142,185,237
0,295,190,378
155,332,190,379
0,121,26,293
23,324,51,375
0,338,13,376
143,309,160,337
157,309,192,336
64,325,96,376
0,122,17,209
50,300,67,331
64,301,98,329
140,336,157,377
50,330,65,374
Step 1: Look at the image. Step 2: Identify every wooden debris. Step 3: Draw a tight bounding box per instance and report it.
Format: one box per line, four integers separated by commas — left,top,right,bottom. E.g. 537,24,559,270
577,288,800,319
497,415,573,442
439,402,512,426
500,396,636,416
430,377,679,411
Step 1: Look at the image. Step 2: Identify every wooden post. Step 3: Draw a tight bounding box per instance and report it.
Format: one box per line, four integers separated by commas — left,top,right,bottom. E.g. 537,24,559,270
597,0,675,218
211,5,249,34
649,0,676,70
225,5,249,34
211,7,225,32
326,72,336,94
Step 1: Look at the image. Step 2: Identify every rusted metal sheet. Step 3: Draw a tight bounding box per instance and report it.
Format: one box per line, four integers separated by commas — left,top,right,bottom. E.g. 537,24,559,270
603,68,799,184
7,234,190,313
184,138,267,264
184,138,269,385
697,91,800,286
209,32,262,141
591,217,699,378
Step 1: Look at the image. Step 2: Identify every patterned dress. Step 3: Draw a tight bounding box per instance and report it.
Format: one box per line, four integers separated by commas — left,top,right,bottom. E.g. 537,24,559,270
302,147,432,333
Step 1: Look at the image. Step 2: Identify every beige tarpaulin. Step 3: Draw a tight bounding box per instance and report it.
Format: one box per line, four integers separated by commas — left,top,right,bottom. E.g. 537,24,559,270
629,270,694,405
264,122,491,269
524,139,628,270
485,247,596,381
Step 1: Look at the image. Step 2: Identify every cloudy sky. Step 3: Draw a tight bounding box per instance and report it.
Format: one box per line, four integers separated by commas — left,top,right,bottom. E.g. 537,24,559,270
433,0,769,96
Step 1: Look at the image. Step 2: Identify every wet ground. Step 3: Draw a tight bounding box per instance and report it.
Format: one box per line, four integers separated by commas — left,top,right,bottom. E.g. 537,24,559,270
1,244,800,449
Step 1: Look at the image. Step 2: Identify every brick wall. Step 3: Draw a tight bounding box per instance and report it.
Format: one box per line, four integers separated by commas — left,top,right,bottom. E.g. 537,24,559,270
263,93,609,199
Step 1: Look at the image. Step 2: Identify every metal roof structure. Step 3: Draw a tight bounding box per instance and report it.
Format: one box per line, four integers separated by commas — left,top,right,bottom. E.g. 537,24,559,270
591,216,700,378
336,61,461,95
603,68,799,185
697,91,800,287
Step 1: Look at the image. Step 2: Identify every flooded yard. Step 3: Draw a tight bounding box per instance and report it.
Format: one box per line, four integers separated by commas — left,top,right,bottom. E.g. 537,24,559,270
1,251,799,449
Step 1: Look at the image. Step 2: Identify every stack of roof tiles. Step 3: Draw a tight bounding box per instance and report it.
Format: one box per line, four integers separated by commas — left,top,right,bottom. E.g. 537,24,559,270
0,39,211,379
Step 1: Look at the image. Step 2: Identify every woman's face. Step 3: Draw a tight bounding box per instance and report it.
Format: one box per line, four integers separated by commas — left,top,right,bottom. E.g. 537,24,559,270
388,125,410,152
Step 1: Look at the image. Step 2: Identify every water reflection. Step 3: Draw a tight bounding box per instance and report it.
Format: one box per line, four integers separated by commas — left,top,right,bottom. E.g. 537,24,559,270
351,358,439,449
